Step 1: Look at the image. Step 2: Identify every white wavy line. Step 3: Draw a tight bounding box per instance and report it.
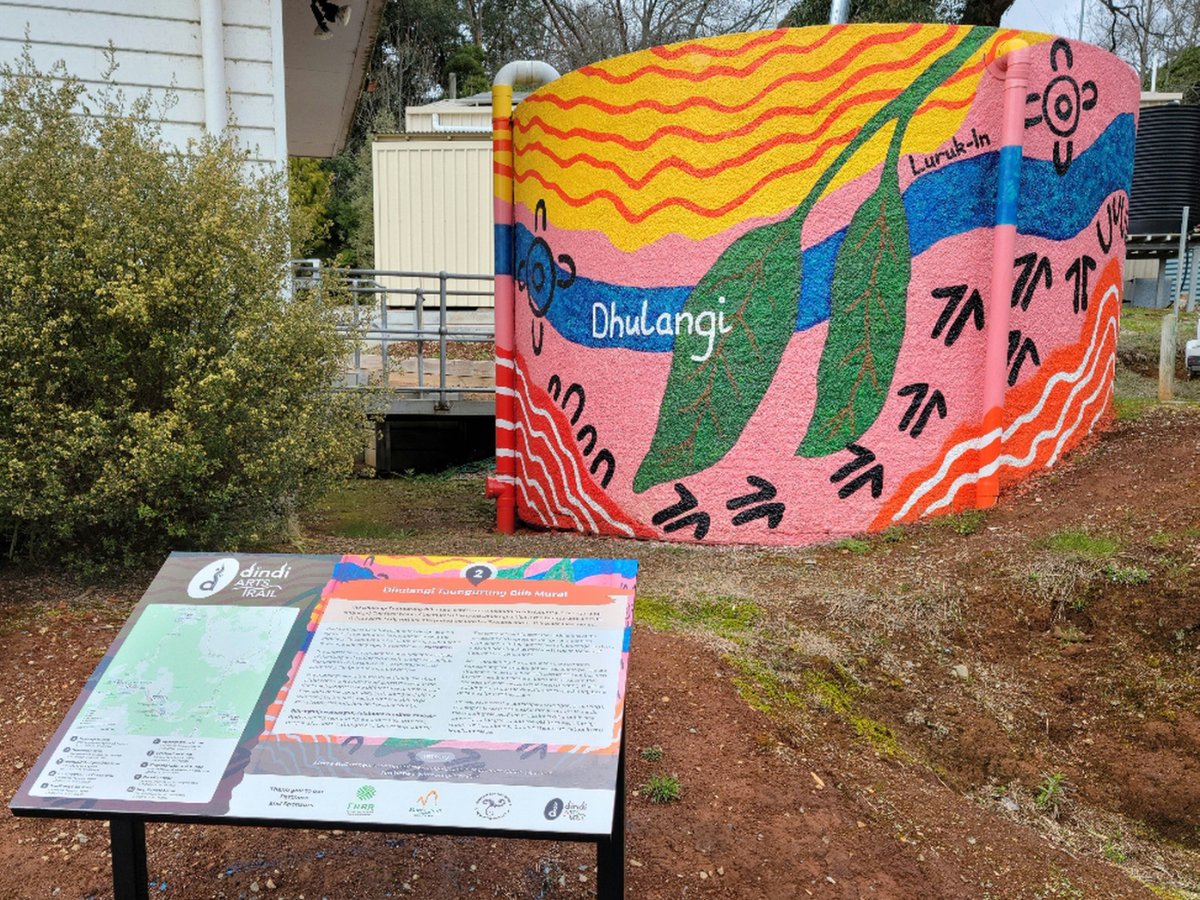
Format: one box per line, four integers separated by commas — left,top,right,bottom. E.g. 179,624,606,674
512,459,555,527
514,368,636,537
496,357,515,370
491,472,517,483
919,313,1117,517
893,285,1119,522
513,406,589,531
496,448,517,459
496,418,517,430
1048,335,1116,465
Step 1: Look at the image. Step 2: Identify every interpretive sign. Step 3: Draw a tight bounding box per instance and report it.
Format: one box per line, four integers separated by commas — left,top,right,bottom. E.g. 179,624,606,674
11,552,637,836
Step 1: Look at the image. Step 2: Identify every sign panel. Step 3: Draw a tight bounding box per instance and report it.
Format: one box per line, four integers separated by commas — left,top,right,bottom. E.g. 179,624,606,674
11,553,637,835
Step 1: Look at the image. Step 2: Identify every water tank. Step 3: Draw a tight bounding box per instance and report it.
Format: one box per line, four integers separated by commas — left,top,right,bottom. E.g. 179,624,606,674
1128,105,1200,234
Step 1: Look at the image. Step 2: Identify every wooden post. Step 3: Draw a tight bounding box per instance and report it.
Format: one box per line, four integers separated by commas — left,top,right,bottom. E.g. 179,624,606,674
1159,312,1177,400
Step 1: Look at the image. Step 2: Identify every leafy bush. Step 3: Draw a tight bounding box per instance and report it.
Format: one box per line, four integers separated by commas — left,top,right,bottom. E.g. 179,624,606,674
0,52,366,569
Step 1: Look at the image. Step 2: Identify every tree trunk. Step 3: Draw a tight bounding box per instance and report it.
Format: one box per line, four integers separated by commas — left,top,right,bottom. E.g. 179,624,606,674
958,0,1015,27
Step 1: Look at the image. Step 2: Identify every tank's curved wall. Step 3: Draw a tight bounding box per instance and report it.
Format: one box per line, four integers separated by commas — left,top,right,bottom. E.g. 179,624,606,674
503,25,1139,544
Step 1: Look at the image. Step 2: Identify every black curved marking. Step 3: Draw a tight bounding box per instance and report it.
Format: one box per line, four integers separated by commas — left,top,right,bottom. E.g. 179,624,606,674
726,475,777,510
831,443,884,499
1007,332,1041,386
897,383,929,432
1012,253,1052,310
931,285,984,347
1053,140,1074,177
731,503,784,529
547,374,562,402
531,319,545,355
1081,80,1098,111
837,465,884,499
1050,38,1073,72
652,483,699,525
590,449,615,489
534,198,548,232
661,511,710,539
341,736,364,755
830,443,876,484
561,383,586,425
1065,254,1096,313
556,253,576,289
576,424,598,456
910,390,946,439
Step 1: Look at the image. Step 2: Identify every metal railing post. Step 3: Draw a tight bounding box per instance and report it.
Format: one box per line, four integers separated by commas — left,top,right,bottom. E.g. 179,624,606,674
379,282,390,384
438,272,450,410
415,287,425,391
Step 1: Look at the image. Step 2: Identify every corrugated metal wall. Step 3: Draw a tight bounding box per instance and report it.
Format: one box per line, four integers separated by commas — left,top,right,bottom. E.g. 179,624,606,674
372,135,494,307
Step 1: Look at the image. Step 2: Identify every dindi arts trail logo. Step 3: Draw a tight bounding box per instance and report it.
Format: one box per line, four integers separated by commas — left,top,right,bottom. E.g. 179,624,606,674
187,557,295,600
347,784,377,817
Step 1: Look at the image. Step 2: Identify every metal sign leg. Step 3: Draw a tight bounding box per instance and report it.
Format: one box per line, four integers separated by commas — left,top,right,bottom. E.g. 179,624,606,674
110,818,149,900
595,733,626,898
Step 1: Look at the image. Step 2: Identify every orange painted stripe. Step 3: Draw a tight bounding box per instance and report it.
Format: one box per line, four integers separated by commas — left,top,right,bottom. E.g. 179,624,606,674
649,28,795,60
530,26,952,115
915,94,976,115
517,71,906,149
516,91,898,189
493,139,512,151
515,126,859,224
574,23,928,84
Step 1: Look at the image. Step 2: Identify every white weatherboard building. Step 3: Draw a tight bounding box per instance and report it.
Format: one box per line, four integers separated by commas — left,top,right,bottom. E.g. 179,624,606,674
0,0,386,163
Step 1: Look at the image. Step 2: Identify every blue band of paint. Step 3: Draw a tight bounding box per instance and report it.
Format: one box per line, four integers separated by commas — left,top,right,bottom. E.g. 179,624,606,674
995,144,1023,227
494,224,513,275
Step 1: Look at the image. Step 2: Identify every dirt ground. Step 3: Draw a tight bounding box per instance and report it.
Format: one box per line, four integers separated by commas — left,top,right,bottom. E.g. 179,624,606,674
3,401,1200,899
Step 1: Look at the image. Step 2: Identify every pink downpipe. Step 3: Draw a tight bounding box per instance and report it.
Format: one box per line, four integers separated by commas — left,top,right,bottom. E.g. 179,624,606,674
488,83,517,533
977,41,1031,509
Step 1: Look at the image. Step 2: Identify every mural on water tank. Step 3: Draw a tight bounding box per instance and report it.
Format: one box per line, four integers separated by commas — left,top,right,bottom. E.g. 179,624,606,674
494,24,1140,544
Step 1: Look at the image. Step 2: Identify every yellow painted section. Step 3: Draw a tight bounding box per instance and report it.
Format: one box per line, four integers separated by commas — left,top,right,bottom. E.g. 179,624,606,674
514,25,1048,251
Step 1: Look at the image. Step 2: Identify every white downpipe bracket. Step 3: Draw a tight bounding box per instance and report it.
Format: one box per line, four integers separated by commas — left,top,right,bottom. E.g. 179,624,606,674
200,0,228,136
493,60,562,88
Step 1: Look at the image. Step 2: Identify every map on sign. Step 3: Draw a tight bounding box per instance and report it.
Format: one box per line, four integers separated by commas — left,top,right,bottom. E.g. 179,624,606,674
76,604,297,738
24,603,297,806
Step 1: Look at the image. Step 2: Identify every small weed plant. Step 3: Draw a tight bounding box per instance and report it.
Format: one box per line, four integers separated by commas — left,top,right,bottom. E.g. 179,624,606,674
1104,564,1151,586
640,745,664,762
642,773,682,804
1035,772,1071,819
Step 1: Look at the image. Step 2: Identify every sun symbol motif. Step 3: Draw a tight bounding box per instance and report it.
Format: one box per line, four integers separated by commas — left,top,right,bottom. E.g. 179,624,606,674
516,198,576,355
1024,38,1098,176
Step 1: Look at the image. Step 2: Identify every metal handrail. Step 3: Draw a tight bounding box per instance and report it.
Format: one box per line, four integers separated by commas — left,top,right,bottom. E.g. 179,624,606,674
292,261,496,410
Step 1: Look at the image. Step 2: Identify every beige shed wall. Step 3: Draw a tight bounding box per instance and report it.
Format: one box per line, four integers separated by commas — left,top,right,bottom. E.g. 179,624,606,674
372,135,494,308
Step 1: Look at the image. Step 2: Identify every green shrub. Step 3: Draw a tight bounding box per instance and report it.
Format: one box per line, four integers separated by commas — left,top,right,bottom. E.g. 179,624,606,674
0,52,366,569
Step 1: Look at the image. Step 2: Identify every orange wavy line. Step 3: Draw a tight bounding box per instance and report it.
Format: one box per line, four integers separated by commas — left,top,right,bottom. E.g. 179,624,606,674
578,23,927,84
516,89,897,189
515,125,859,223
537,25,951,112
649,28,797,59
915,93,976,115
517,42,939,149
